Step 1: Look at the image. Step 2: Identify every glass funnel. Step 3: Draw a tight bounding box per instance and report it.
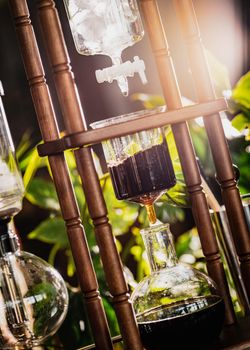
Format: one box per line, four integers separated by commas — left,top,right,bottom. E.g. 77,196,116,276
64,0,146,95
131,223,225,350
0,83,24,218
90,108,176,223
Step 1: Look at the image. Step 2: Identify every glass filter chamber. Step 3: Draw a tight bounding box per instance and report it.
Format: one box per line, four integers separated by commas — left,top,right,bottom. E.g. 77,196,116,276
90,109,176,207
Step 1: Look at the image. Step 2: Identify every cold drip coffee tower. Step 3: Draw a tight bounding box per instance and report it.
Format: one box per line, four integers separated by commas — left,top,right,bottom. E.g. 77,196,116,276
0,82,68,349
7,0,250,349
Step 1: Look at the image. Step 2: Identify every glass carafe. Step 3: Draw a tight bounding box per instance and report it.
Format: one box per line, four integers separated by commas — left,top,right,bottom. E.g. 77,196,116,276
131,223,225,349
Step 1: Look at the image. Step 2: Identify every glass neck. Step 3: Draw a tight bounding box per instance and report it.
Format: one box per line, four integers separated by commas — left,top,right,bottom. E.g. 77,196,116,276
0,217,19,256
141,223,178,272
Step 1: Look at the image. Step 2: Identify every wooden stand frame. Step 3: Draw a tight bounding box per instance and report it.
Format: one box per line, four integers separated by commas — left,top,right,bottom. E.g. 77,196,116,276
7,0,250,349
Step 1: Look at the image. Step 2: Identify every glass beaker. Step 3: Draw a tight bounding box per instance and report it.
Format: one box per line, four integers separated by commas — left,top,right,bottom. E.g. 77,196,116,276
131,223,225,350
91,108,176,223
0,83,24,218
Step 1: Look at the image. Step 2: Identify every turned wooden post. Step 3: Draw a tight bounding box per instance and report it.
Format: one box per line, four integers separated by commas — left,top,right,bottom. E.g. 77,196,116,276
140,0,235,324
35,1,143,349
8,1,113,349
173,0,250,300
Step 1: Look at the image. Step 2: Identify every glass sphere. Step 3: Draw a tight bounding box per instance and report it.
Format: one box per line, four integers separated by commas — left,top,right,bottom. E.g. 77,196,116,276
0,251,68,349
131,224,225,350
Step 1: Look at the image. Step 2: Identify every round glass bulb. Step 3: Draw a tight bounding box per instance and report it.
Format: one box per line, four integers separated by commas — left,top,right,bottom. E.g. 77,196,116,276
0,250,68,349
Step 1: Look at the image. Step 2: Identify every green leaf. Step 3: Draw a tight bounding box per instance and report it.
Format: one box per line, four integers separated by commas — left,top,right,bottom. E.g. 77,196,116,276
138,206,148,226
102,176,139,236
25,177,60,211
22,147,46,189
232,71,250,110
102,297,120,336
47,243,61,266
65,149,77,170
165,127,179,162
130,245,142,262
65,249,76,277
231,113,250,132
131,93,165,109
158,170,189,208
73,184,86,214
231,139,250,193
16,131,33,162
155,202,185,224
175,231,192,258
161,187,189,207
230,71,250,141
28,217,69,248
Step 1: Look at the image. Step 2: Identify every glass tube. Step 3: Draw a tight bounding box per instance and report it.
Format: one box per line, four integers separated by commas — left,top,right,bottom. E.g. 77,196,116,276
0,83,24,218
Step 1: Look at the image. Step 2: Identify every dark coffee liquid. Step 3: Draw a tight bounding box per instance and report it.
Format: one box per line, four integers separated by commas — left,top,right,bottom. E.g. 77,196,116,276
109,143,176,204
137,296,225,350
